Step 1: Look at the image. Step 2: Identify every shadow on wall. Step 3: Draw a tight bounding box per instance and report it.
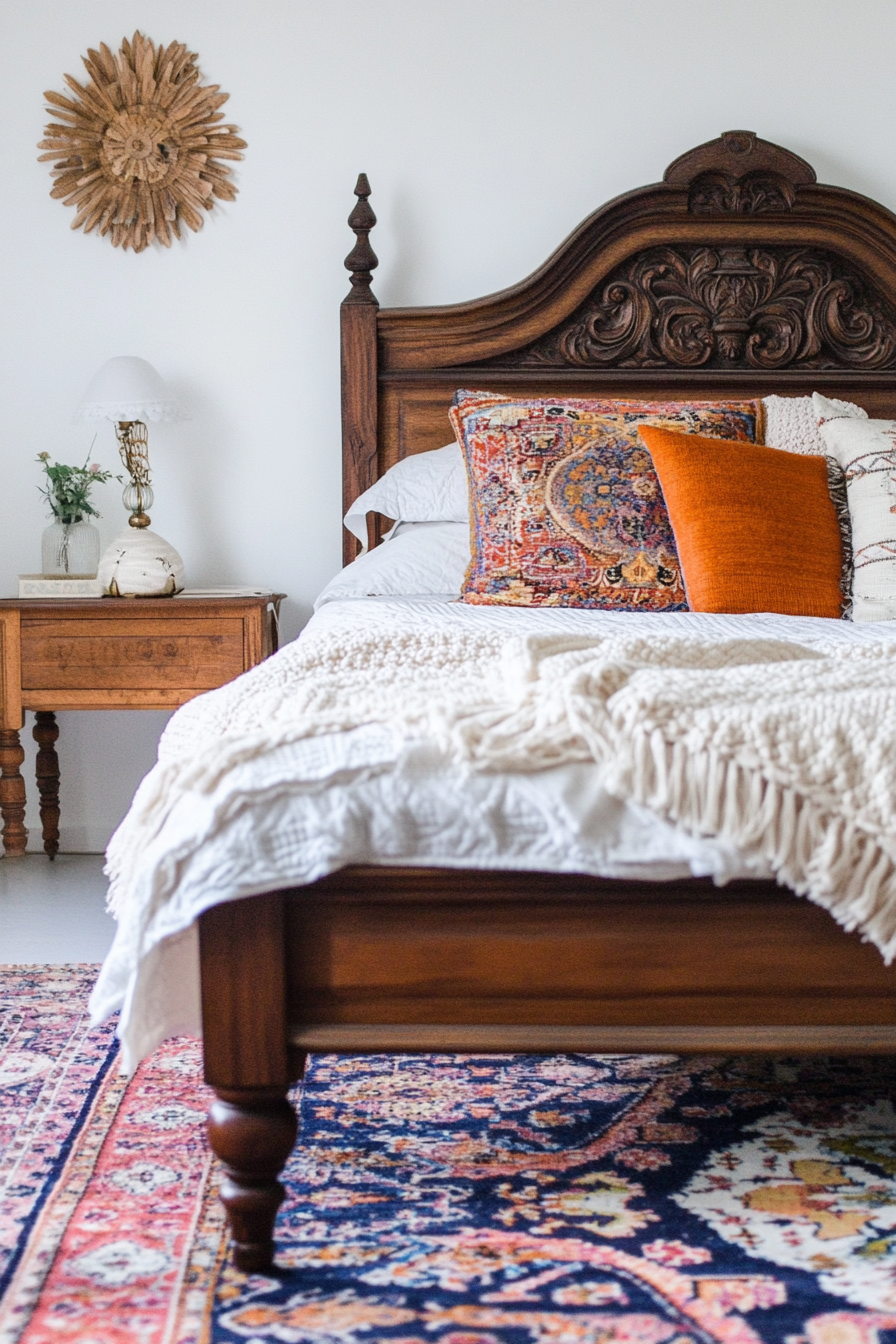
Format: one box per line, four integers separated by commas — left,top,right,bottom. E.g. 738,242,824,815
19,709,169,854
376,184,427,308
805,143,896,215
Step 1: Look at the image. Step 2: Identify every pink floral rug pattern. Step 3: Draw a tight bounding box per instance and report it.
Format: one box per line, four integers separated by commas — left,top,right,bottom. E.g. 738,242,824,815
0,966,221,1343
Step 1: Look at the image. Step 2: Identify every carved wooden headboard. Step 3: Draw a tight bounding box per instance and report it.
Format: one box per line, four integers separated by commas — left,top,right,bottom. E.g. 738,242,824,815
340,131,896,562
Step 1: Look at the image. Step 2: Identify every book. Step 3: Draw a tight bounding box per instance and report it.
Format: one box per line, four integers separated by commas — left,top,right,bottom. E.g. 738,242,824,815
15,578,278,600
18,574,104,598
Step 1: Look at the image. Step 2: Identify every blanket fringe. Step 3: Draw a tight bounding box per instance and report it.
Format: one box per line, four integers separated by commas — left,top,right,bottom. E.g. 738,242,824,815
607,727,896,965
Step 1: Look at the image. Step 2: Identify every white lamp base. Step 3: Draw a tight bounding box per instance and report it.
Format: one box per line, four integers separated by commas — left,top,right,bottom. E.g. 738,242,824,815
98,528,185,597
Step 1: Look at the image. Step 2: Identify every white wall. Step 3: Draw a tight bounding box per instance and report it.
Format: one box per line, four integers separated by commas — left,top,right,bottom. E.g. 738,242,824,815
3,0,896,850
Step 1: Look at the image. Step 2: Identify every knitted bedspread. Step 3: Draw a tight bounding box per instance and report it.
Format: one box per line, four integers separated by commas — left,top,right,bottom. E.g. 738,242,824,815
107,621,896,961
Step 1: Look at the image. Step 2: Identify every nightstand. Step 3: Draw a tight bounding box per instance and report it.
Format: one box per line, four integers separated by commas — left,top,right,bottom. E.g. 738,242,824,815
0,592,285,858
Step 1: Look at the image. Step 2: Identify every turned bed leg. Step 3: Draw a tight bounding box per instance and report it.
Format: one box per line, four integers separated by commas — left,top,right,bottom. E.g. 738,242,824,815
208,1087,298,1272
199,891,302,1272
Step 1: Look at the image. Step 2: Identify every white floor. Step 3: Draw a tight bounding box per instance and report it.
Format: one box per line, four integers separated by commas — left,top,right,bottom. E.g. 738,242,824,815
0,853,115,963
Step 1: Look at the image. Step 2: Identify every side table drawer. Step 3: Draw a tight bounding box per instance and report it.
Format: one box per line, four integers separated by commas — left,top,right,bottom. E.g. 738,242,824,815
0,593,282,858
21,617,246,691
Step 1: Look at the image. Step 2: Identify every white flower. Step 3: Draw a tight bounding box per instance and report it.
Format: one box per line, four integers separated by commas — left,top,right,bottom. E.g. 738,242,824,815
67,1239,168,1286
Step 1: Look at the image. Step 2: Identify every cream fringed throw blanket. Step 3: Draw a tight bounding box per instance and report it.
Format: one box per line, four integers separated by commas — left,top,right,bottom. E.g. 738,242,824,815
107,624,896,958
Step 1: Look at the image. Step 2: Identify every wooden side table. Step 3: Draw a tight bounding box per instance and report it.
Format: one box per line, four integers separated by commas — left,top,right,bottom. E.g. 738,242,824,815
0,593,284,859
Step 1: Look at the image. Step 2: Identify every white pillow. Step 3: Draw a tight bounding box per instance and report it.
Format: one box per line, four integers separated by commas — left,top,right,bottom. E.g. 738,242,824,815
344,444,469,547
315,521,470,608
763,394,867,455
815,392,896,622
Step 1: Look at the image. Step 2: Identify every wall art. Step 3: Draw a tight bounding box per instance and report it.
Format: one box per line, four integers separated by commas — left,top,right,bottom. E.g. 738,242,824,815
38,32,246,252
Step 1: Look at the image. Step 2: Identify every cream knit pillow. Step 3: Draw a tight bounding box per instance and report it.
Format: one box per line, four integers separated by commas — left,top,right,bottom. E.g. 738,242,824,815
763,393,866,454
815,392,896,621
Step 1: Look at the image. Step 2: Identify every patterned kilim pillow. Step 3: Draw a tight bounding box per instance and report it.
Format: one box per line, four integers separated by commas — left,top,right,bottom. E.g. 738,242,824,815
449,391,763,609
815,392,896,622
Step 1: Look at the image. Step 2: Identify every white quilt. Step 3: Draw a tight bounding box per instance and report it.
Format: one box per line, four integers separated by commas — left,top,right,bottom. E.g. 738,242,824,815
91,599,896,1072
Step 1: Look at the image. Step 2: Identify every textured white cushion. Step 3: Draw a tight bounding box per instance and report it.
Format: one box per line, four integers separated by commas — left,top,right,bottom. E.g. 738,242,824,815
344,444,469,547
315,521,470,608
763,394,866,454
815,392,896,621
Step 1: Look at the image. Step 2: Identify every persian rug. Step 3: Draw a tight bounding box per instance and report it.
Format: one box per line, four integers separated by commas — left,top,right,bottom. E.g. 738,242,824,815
5,967,896,1343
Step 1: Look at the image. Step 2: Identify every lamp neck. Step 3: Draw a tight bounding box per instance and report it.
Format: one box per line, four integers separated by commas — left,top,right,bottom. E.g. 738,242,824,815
116,420,153,528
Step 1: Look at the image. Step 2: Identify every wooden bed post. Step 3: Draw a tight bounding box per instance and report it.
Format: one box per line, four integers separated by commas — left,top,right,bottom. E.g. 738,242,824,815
341,173,379,566
199,893,301,1272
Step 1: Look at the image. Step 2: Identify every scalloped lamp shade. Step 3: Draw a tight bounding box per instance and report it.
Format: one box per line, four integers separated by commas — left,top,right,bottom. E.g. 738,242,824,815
73,356,188,424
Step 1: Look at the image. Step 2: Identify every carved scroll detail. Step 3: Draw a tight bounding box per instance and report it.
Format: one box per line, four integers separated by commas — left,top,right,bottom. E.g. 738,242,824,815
496,246,896,371
688,170,796,214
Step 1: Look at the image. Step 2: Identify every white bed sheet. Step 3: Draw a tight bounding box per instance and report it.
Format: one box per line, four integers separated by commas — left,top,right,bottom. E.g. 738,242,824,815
93,598,896,1071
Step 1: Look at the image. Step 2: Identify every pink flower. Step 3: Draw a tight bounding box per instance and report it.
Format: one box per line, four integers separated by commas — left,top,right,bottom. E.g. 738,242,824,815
642,1238,713,1267
89,463,101,473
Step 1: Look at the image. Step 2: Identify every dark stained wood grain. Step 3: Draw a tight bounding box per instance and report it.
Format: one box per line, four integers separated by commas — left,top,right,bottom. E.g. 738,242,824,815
32,711,59,859
201,893,303,1270
662,130,816,192
21,622,244,690
0,729,27,858
290,995,896,1028
0,596,282,615
341,303,379,564
208,1089,299,1272
343,173,378,304
199,891,297,1091
492,245,896,371
291,1024,896,1055
19,688,217,712
0,611,22,732
341,174,380,564
284,870,896,1032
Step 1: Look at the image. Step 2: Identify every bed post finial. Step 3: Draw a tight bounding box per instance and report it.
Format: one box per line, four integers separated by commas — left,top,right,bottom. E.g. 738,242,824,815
341,175,380,563
344,173,378,304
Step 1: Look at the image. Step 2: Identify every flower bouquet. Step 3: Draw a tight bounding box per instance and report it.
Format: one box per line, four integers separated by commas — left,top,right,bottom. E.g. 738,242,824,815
36,451,117,575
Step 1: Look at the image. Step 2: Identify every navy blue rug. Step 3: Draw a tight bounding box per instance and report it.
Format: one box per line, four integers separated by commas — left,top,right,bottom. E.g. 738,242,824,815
213,1051,896,1344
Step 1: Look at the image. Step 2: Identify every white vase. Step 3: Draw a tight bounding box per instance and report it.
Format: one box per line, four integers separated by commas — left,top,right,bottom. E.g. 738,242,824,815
97,528,185,597
41,518,101,576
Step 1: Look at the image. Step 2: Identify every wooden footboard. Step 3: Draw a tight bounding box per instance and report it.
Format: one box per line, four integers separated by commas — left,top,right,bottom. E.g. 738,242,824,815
199,868,896,1269
281,868,896,1047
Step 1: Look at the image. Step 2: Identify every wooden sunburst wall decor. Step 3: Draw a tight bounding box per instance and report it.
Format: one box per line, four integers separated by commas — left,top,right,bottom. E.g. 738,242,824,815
38,33,246,252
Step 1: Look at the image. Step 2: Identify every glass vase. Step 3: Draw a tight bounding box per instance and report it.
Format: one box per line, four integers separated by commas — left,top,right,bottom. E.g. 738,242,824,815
41,518,101,577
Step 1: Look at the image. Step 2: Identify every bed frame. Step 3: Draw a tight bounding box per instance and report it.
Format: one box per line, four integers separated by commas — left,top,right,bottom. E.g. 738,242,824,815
199,132,896,1272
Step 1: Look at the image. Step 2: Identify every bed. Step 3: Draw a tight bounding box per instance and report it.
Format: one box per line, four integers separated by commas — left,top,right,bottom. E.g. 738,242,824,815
101,131,896,1272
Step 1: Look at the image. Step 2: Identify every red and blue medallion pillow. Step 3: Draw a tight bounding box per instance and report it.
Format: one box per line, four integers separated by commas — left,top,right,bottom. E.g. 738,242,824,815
449,391,763,609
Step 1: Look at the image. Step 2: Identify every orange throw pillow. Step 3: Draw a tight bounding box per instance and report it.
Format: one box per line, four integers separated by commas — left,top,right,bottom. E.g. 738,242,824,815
637,426,843,617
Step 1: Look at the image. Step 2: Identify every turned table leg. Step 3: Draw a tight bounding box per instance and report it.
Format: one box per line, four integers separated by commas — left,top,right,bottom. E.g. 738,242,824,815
33,712,60,860
208,1087,299,1271
0,729,27,858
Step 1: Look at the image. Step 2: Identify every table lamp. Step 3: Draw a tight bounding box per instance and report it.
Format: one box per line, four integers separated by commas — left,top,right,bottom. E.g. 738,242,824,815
73,357,188,596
